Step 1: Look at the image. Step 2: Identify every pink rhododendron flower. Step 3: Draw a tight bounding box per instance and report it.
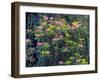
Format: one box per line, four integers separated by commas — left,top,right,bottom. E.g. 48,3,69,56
55,21,62,25
37,42,44,46
50,17,54,20
44,16,48,20
58,61,64,65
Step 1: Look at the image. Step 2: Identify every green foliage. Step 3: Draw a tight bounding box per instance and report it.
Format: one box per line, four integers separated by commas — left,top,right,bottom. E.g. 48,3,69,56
80,58,88,64
65,60,72,65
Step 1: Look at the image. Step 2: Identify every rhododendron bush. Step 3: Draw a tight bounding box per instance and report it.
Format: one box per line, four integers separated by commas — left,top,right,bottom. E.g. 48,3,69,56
26,13,89,67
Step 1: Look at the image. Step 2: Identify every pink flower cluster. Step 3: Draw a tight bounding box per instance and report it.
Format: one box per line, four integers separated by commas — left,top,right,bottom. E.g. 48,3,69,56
37,42,44,46
58,61,64,65
44,16,48,20
55,21,62,25
50,17,54,20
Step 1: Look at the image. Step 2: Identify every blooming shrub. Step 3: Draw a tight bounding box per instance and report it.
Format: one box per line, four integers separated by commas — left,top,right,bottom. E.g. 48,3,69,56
26,13,89,67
